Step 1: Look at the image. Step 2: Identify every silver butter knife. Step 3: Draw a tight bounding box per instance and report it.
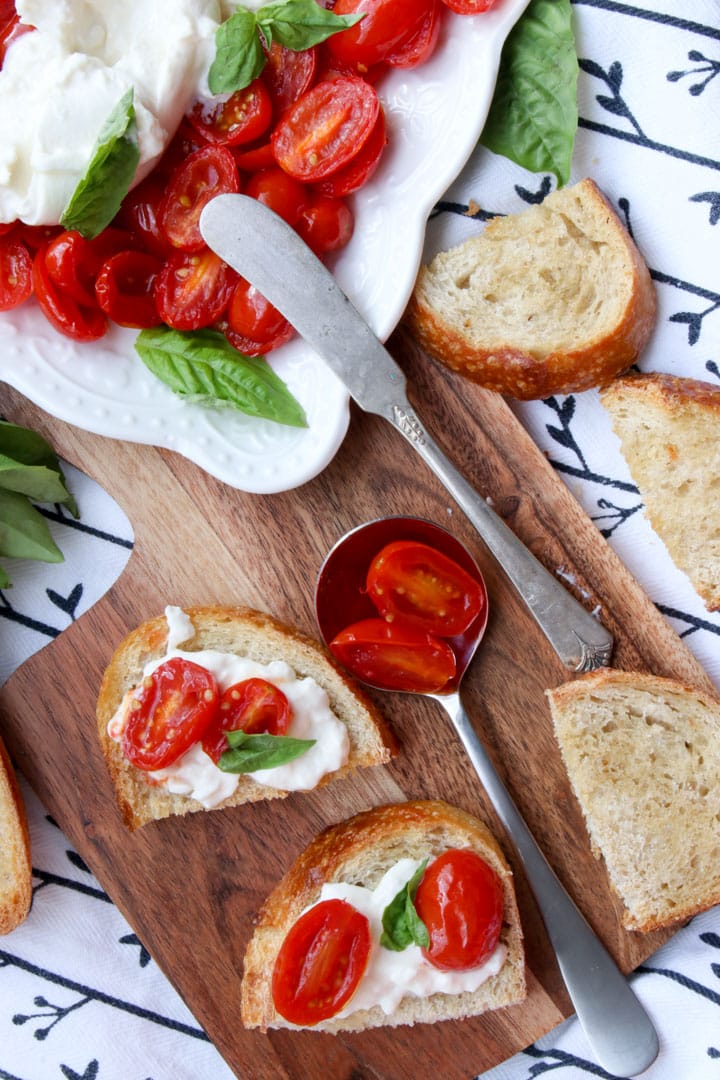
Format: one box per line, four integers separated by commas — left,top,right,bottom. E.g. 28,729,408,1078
200,194,613,674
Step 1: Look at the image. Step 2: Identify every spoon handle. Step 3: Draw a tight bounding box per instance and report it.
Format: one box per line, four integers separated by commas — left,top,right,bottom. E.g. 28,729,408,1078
390,405,613,673
438,692,658,1077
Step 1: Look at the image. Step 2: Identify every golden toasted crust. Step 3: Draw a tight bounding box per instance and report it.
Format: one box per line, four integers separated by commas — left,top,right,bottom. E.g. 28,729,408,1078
97,606,396,829
547,669,720,932
241,800,526,1032
404,179,657,399
0,735,32,935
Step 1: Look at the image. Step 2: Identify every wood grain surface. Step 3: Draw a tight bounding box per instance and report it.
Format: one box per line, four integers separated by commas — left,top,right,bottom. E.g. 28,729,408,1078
1,333,715,1080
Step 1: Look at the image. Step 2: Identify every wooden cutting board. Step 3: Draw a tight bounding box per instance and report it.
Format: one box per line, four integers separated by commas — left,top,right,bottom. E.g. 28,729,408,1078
1,337,715,1080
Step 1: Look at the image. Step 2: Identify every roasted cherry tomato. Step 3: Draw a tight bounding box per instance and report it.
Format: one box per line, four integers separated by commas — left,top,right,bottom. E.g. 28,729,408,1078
224,277,293,354
158,145,240,252
367,540,485,637
385,0,440,67
32,245,107,341
115,174,174,258
296,194,354,256
187,78,272,147
330,617,456,693
232,141,276,173
272,899,371,1025
327,0,437,68
94,250,163,328
315,109,386,197
201,677,292,763
244,167,307,226
44,228,135,307
262,41,317,115
121,657,220,771
0,233,32,310
414,849,504,970
441,0,497,12
154,248,236,330
271,77,379,182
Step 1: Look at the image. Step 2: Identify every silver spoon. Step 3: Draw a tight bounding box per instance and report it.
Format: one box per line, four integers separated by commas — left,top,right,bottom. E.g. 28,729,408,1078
315,515,659,1077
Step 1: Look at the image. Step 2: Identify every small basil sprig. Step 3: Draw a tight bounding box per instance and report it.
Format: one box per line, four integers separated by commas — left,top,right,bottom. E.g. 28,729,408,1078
0,422,78,589
135,326,307,427
218,730,316,773
480,0,578,187
209,0,363,95
380,860,430,952
61,88,140,239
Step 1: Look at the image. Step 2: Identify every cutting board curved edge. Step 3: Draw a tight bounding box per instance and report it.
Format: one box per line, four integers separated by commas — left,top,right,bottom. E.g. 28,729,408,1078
0,358,713,1080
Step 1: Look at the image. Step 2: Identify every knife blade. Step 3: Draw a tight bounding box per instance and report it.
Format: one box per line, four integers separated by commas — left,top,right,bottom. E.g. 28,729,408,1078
200,193,613,673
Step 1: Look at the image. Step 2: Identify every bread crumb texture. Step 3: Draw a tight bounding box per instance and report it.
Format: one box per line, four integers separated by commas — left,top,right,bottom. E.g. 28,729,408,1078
405,178,657,398
601,372,720,611
0,736,32,934
547,669,720,932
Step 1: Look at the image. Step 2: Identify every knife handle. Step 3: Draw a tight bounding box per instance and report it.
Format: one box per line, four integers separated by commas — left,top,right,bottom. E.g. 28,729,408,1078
389,401,613,672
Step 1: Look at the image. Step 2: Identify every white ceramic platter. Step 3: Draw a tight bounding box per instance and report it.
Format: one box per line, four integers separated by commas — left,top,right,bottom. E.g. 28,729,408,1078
0,0,528,494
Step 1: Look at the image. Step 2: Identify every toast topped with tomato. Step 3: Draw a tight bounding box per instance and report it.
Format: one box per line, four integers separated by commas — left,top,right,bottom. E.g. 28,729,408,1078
241,800,526,1032
97,605,396,830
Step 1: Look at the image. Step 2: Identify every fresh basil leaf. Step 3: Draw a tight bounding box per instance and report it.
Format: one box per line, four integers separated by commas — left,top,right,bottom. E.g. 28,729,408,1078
60,87,140,239
0,488,63,565
218,730,316,772
480,0,578,187
209,8,265,94
0,453,77,506
135,326,307,427
0,565,10,589
0,421,78,516
380,859,430,952
258,0,363,51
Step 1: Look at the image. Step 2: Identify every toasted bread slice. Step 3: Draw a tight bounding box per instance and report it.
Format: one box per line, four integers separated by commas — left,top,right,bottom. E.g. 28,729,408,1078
405,178,657,399
547,668,720,932
601,371,720,611
242,799,526,1032
0,734,32,934
97,605,396,829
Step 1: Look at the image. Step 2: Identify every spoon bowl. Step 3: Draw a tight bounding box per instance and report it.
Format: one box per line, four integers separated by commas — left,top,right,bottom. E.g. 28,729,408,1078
315,516,659,1078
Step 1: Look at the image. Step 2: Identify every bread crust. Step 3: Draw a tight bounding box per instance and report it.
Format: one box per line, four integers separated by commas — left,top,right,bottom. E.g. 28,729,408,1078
97,605,396,829
0,734,32,935
547,669,720,932
241,799,526,1032
405,179,657,399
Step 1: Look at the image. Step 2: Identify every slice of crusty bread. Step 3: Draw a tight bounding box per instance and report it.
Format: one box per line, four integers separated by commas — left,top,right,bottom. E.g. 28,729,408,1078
547,668,720,933
0,735,32,934
97,605,396,830
404,178,657,399
600,371,720,611
241,799,526,1032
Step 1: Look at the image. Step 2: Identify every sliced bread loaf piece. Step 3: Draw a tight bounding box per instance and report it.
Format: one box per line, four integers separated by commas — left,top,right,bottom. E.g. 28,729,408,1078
0,734,32,934
600,371,720,611
97,605,396,829
242,799,526,1032
405,178,657,399
547,668,720,932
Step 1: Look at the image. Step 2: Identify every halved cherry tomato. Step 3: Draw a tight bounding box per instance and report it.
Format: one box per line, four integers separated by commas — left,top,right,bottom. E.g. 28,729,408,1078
154,248,236,330
272,899,371,1025
158,145,240,252
296,195,354,256
385,0,441,67
201,677,292,764
232,141,276,173
94,250,163,328
224,277,293,355
44,228,135,307
32,245,107,341
414,849,504,970
367,540,485,637
262,41,317,115
15,224,62,252
271,77,379,182
329,617,456,693
121,657,220,771
0,234,32,310
187,78,272,147
441,0,497,11
327,0,437,68
244,167,307,226
114,174,174,258
315,108,386,198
